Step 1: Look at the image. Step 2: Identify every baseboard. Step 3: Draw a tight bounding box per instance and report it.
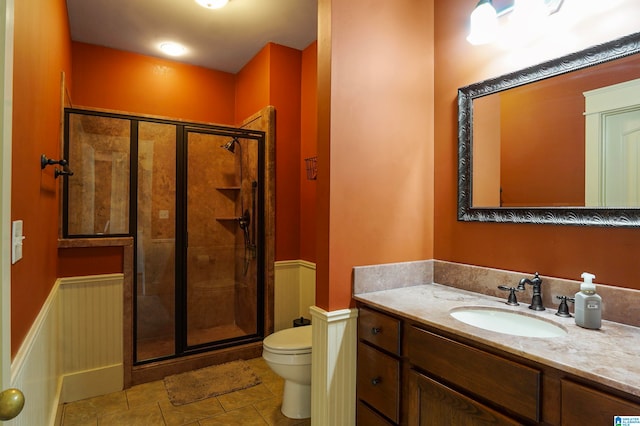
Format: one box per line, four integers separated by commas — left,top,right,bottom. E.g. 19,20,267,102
61,363,124,403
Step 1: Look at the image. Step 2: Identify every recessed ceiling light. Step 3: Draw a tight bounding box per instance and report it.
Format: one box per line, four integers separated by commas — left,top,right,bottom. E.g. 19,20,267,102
195,0,229,9
159,42,187,57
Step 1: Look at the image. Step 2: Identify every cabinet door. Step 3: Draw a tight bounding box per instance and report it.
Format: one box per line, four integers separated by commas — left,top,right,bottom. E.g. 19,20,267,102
562,380,640,426
357,401,395,426
407,325,541,422
408,369,522,426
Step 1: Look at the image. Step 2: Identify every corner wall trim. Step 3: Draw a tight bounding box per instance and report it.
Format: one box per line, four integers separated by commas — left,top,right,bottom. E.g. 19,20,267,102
309,305,358,426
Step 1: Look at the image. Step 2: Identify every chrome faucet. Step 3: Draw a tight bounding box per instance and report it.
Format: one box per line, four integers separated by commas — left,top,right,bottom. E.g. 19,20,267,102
517,272,545,311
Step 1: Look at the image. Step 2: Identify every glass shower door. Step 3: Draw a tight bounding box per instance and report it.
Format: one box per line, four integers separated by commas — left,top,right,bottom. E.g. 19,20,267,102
184,129,261,348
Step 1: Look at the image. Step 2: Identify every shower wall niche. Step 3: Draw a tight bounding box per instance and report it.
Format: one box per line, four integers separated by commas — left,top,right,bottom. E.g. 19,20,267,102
63,108,270,366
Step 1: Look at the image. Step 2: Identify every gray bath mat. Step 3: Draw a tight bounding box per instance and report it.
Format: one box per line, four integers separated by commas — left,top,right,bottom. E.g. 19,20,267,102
163,359,261,406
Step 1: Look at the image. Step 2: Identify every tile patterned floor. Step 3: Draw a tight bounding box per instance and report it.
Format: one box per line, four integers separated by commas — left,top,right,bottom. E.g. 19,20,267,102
60,358,311,426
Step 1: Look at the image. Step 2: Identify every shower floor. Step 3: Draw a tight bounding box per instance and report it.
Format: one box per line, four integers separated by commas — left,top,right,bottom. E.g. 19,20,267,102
136,323,250,362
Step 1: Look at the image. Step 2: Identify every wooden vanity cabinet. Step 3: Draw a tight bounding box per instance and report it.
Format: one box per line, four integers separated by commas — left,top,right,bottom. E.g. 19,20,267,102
356,303,640,426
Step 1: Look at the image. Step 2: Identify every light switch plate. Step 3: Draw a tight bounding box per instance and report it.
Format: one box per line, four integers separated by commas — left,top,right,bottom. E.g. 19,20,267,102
12,220,24,264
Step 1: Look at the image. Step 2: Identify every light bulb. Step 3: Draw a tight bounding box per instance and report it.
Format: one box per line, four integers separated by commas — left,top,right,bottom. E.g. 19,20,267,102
195,0,229,9
467,0,498,45
159,42,187,57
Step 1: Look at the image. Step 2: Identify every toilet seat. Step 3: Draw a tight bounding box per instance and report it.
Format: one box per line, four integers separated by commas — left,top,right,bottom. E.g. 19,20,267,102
263,326,312,355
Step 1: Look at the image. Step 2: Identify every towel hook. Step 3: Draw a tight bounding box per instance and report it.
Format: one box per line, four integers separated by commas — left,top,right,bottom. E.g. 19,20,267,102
41,154,74,179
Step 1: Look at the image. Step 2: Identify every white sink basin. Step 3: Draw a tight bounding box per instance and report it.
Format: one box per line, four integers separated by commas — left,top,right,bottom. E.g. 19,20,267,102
450,307,567,338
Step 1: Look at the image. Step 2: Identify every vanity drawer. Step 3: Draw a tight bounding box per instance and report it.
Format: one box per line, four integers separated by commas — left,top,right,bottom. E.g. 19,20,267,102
358,307,400,355
357,342,400,423
561,380,640,425
407,325,541,422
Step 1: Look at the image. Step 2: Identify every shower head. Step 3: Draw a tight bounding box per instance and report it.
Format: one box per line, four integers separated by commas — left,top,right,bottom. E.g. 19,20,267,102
220,137,240,154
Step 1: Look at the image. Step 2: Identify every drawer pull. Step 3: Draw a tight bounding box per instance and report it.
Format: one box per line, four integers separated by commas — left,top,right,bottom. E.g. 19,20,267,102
371,376,382,386
371,327,382,335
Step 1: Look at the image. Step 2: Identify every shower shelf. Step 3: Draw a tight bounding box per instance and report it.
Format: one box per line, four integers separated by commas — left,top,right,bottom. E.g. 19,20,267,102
216,186,240,191
216,217,240,222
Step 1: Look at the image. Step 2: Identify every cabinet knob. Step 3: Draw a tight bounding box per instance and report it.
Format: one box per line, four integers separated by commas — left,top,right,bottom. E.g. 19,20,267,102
371,327,382,335
371,376,382,386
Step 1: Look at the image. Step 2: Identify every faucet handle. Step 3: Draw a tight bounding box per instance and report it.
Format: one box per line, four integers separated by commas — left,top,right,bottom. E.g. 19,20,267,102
555,295,575,317
498,285,521,306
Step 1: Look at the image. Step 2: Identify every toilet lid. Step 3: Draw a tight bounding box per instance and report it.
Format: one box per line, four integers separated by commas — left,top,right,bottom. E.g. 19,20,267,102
263,326,312,353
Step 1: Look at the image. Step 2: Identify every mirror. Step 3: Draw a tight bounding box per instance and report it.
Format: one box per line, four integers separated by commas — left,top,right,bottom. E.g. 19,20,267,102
458,31,640,227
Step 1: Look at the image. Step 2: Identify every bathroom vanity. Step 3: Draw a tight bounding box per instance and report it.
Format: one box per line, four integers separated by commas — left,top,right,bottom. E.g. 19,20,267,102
353,278,640,425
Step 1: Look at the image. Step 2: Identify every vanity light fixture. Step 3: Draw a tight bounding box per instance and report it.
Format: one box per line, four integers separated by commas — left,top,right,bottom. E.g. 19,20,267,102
195,0,229,9
467,0,563,45
159,41,187,57
467,0,499,45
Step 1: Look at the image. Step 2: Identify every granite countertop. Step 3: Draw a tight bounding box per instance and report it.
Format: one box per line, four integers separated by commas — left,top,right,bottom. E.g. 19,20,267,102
353,283,640,398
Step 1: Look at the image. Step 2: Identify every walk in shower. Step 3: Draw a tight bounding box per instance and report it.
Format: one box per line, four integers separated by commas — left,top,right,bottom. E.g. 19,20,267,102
63,108,273,368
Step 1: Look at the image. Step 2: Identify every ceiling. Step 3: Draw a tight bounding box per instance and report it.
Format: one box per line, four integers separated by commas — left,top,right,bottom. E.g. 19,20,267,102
65,0,318,74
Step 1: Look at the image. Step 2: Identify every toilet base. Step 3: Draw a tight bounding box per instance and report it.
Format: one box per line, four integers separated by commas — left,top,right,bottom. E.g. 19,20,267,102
281,380,311,419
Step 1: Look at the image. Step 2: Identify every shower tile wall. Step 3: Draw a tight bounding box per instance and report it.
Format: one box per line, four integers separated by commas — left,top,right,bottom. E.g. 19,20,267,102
67,114,131,236
234,132,261,335
186,132,238,344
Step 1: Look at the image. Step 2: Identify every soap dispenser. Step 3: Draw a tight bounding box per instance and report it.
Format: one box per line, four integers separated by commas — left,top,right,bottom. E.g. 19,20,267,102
574,272,602,330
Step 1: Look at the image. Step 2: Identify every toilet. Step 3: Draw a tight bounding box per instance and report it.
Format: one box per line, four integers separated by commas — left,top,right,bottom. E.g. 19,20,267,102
262,325,312,419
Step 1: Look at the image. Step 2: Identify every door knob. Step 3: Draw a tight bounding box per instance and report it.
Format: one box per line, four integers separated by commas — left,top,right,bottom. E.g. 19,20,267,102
0,388,25,421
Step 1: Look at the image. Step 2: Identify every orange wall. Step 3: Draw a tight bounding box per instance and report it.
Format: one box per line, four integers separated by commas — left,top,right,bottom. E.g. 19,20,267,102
11,0,72,356
235,46,270,121
434,2,640,290
269,44,302,262
58,247,123,277
300,42,318,263
73,42,305,263
317,0,435,310
71,42,236,124
236,43,302,261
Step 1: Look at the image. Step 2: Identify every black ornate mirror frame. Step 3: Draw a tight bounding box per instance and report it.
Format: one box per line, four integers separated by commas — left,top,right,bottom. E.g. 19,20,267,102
458,31,640,227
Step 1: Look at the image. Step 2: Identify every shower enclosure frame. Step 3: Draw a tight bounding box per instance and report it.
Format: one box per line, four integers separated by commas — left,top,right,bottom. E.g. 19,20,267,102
175,125,266,359
61,107,273,376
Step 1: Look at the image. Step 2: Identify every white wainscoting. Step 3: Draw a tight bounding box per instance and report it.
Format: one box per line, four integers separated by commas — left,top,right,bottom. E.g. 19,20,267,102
274,260,316,331
59,274,123,402
9,274,124,426
9,281,62,426
309,306,358,426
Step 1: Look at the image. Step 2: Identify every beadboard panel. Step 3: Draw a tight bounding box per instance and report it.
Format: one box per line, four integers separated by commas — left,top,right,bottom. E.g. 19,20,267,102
9,274,124,425
59,274,124,402
59,274,123,373
10,281,62,426
274,260,316,332
309,306,358,426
